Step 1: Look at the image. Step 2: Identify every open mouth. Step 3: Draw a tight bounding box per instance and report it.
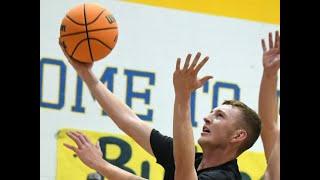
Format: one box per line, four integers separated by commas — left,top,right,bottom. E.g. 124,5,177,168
202,126,211,134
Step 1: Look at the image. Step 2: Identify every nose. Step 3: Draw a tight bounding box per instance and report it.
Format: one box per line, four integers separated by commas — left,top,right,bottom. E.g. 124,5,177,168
203,117,211,124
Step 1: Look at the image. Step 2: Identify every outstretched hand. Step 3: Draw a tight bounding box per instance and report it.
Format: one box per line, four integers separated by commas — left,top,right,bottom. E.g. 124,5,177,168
261,31,280,77
64,131,104,170
173,52,213,96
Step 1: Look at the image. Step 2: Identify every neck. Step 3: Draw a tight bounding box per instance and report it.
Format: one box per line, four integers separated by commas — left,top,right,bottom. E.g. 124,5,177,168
198,146,237,171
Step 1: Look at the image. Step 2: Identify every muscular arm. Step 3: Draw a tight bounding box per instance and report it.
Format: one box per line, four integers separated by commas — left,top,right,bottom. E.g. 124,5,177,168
59,41,154,156
259,73,279,160
173,94,197,180
79,70,154,156
258,31,280,180
172,53,212,180
264,130,280,180
259,31,280,161
96,161,147,180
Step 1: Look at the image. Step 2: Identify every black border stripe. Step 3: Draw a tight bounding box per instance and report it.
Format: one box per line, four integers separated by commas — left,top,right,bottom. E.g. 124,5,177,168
60,27,118,38
84,4,94,62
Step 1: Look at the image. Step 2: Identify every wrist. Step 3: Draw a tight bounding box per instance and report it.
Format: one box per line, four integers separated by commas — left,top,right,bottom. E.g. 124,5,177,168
78,70,99,84
175,92,191,103
175,94,191,106
77,68,93,77
94,159,109,172
262,71,278,80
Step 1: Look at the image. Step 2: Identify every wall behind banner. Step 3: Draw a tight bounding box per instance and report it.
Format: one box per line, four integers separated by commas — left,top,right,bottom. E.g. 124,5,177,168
40,0,279,180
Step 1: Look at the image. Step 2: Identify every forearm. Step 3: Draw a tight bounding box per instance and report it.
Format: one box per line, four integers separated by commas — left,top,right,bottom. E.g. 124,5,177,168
96,160,146,180
78,70,154,155
266,130,280,180
259,72,279,159
173,94,196,171
79,70,139,127
259,72,279,126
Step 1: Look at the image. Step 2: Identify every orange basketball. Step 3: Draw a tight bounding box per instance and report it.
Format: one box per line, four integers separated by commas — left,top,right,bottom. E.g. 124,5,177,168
59,3,118,63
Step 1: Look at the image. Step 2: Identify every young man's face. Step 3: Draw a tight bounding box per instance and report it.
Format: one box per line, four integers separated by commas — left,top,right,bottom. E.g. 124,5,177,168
198,104,243,149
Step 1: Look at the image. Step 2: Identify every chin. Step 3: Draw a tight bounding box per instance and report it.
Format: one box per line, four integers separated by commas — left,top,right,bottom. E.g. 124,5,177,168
198,137,207,147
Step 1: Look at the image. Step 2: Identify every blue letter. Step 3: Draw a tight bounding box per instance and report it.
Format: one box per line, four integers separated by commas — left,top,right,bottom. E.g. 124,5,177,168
124,70,155,121
40,58,66,109
190,82,209,127
98,137,135,174
100,67,118,115
212,82,240,108
71,75,85,113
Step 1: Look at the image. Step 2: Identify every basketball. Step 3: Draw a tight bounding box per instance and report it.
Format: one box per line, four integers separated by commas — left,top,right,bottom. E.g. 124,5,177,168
59,3,118,63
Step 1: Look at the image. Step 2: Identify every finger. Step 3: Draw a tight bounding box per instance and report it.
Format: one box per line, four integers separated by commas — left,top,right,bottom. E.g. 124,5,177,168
63,143,78,153
274,31,280,48
76,131,91,144
72,131,88,145
195,56,209,74
183,54,192,71
190,52,201,69
261,39,267,52
277,33,280,51
59,39,67,51
269,32,274,49
58,40,74,60
176,58,181,71
66,131,83,148
199,76,213,86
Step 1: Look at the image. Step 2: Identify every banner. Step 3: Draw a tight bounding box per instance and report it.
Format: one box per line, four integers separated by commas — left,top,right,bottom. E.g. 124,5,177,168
56,128,266,180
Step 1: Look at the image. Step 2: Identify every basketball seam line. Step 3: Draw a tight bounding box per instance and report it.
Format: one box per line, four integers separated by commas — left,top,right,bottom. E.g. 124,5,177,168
70,38,112,59
88,38,113,50
66,9,105,26
60,27,118,38
84,4,94,62
71,38,88,57
66,15,85,26
87,9,106,25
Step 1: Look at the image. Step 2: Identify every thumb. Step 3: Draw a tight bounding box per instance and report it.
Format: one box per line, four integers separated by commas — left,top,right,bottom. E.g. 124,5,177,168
199,76,213,85
96,141,101,149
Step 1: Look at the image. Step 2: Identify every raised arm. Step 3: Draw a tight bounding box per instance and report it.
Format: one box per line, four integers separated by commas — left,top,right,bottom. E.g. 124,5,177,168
59,40,154,156
259,31,280,161
64,131,147,180
264,131,280,180
172,52,212,180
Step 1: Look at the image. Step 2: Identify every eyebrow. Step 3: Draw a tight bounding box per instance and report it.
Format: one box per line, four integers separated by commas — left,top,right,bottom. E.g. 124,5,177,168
211,109,227,117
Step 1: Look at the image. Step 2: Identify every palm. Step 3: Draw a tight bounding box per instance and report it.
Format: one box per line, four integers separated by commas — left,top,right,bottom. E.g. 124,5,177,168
261,31,280,75
173,52,212,94
263,49,279,68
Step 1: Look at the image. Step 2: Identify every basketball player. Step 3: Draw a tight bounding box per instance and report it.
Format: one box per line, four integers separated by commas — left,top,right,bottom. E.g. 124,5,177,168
60,40,261,179
259,31,280,180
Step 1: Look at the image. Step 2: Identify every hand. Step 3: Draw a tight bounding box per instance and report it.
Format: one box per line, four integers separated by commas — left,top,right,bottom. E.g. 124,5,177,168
261,31,280,77
173,52,213,96
58,38,93,74
64,131,105,170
